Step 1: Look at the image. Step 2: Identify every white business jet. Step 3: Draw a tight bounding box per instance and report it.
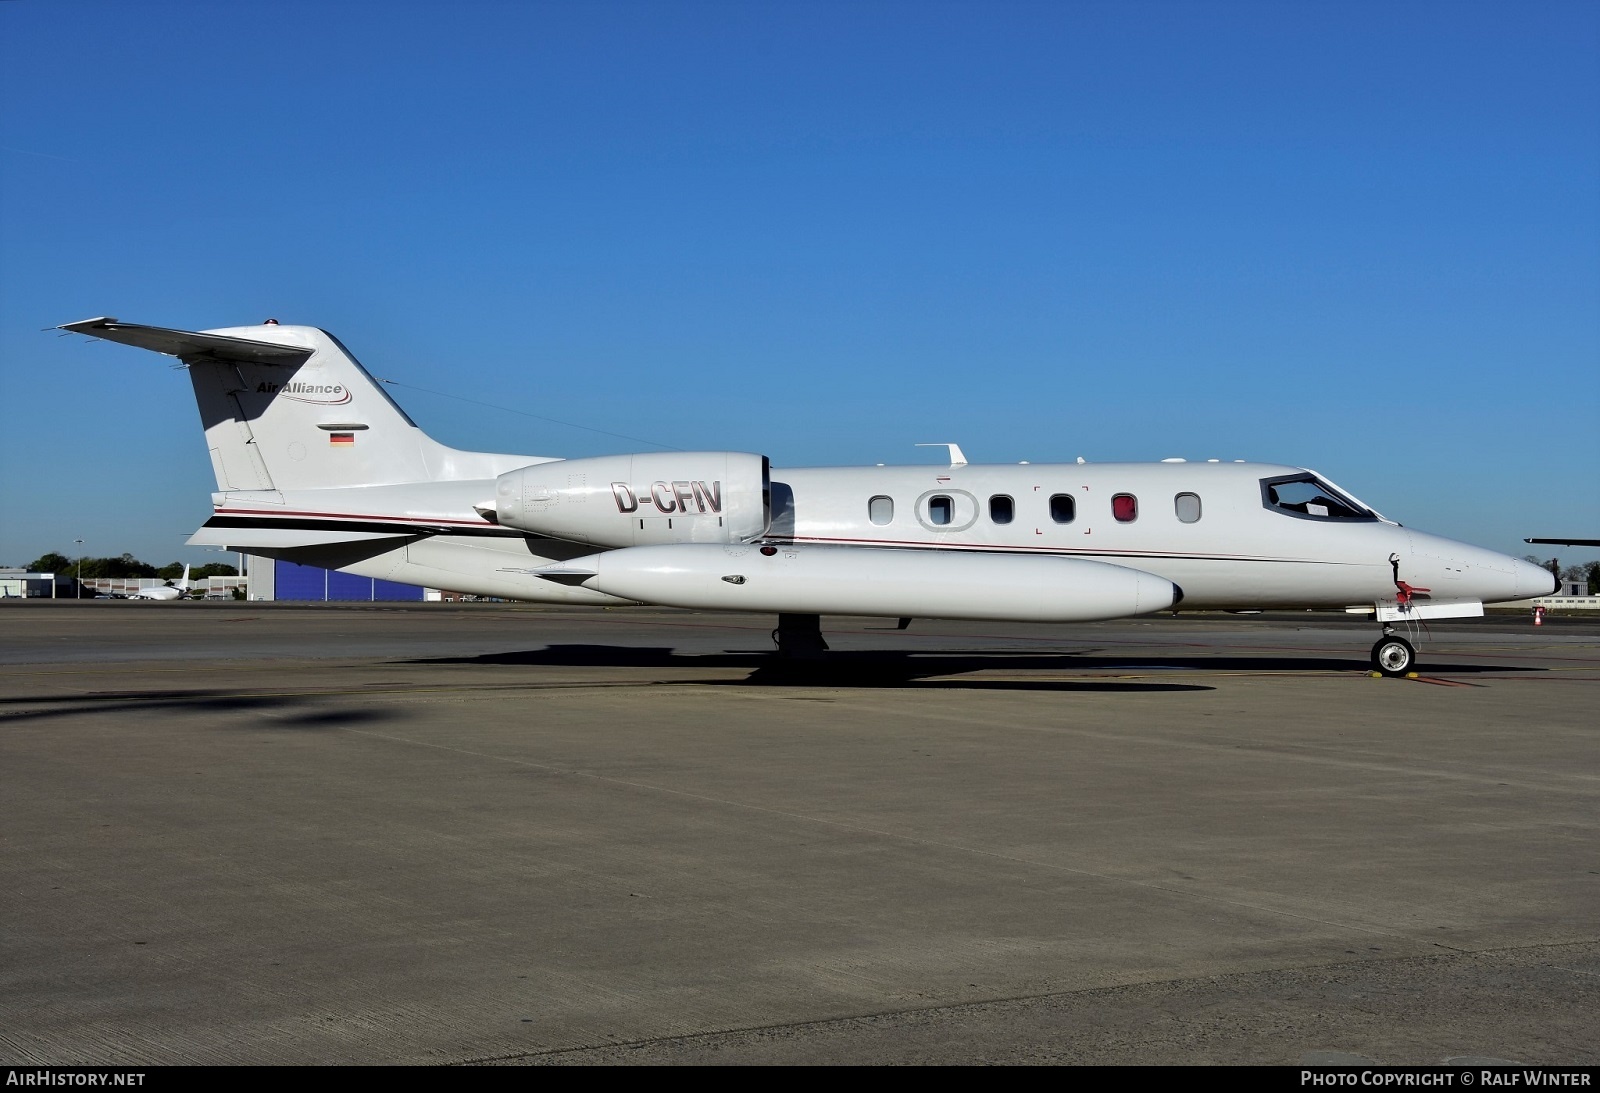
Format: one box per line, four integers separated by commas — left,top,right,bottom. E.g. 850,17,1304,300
127,564,192,600
59,317,1556,675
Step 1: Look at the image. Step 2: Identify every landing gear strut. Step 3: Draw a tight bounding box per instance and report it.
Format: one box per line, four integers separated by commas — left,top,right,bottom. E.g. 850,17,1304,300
773,613,829,657
1370,629,1416,677
1374,553,1425,678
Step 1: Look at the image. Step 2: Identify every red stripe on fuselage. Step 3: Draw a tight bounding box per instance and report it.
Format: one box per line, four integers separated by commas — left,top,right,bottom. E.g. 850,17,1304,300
787,535,1347,565
208,511,1360,565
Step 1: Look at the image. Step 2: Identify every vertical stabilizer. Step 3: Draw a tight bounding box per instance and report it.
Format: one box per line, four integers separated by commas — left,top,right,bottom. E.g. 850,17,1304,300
59,318,550,492
184,324,434,492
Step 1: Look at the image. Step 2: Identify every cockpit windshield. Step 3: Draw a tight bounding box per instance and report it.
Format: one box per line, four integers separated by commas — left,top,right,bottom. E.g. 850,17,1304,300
1260,473,1375,521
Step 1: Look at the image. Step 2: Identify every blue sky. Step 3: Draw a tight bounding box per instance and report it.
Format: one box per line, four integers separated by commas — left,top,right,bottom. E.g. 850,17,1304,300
2,0,1596,569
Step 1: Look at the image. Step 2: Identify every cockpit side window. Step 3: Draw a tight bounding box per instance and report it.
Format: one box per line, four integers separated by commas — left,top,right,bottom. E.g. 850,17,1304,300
1260,473,1375,521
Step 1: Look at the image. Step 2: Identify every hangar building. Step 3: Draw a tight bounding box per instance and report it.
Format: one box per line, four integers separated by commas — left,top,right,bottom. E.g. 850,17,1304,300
246,557,427,602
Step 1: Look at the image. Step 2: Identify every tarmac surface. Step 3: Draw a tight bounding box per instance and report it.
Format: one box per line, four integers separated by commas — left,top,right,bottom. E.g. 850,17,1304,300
1,600,1596,1066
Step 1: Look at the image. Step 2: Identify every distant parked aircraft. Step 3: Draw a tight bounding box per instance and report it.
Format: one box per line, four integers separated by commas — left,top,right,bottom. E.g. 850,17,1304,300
127,564,193,601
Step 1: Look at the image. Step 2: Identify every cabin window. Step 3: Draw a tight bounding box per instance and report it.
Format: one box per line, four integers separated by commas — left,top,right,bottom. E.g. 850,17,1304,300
989,495,1014,524
1175,492,1201,523
1049,494,1075,523
915,489,979,532
1112,494,1138,522
1260,474,1375,521
869,495,894,526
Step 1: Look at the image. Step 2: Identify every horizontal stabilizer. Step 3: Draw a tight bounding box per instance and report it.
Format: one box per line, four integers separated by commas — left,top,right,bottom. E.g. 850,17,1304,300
186,527,415,550
59,317,312,366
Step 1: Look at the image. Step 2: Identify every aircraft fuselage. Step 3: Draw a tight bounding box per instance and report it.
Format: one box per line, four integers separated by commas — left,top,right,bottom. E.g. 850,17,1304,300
772,461,1540,611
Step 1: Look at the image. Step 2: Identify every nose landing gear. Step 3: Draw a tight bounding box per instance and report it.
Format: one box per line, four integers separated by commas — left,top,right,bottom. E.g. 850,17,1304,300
1371,552,1427,677
1371,628,1416,677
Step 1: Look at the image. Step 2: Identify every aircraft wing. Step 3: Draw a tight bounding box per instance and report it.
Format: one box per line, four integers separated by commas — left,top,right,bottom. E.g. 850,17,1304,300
58,317,311,366
1524,538,1600,548
186,526,417,550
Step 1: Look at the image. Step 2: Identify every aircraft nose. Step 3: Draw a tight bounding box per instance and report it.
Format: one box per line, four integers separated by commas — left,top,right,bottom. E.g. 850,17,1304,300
1412,535,1555,604
1515,557,1560,599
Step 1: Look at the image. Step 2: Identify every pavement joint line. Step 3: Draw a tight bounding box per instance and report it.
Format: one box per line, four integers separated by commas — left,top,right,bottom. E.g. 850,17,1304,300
13,661,1595,680
453,938,1600,1067
0,668,1360,703
1445,675,1600,682
767,689,1600,794
906,670,1339,683
5,667,1594,708
336,724,1429,944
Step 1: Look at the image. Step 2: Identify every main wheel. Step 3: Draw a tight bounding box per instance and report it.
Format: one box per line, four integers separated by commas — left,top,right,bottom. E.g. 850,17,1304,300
1371,635,1416,677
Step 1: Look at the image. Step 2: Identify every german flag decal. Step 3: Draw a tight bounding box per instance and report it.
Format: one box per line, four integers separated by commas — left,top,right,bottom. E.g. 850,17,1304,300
329,432,355,446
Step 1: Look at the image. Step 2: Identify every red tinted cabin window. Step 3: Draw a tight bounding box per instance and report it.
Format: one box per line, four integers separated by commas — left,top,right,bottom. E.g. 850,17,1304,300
1112,493,1138,522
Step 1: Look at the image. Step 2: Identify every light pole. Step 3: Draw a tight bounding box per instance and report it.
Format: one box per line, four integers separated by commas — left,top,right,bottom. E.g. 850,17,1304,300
73,539,84,599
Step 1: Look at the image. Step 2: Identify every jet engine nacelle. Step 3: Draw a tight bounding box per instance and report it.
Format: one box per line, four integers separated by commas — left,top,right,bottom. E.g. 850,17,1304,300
493,452,770,548
539,543,1180,622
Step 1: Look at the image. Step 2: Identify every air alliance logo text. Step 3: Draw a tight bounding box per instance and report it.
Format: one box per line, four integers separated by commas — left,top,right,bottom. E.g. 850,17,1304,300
256,380,352,406
612,481,722,515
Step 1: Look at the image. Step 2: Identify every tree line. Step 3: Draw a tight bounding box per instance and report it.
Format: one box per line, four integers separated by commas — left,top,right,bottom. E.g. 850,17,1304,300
22,552,239,581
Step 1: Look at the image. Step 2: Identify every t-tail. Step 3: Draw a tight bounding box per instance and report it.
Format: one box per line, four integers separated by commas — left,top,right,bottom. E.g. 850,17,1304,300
58,317,530,493
56,318,630,605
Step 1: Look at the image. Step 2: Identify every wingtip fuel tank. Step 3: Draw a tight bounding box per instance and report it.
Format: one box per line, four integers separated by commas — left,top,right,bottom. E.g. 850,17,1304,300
538,543,1178,623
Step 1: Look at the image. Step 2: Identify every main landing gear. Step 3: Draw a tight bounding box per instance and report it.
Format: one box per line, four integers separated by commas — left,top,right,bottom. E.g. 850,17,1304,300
1370,629,1416,677
773,613,830,658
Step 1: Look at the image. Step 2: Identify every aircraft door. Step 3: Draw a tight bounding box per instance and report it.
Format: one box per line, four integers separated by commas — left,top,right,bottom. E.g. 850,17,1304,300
767,481,796,540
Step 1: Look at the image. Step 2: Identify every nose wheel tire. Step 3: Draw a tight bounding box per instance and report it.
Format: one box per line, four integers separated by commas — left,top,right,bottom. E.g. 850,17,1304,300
1371,635,1416,677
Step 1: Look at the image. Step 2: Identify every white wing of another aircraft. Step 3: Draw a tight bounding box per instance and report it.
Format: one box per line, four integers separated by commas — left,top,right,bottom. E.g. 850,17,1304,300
60,316,1557,675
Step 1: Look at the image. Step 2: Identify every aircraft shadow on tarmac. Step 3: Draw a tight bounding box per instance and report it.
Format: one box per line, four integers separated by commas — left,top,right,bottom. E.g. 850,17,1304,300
0,690,406,727
404,643,1542,689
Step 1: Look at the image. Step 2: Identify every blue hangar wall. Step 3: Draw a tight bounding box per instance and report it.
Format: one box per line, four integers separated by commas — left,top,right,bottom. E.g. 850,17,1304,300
273,560,424,602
